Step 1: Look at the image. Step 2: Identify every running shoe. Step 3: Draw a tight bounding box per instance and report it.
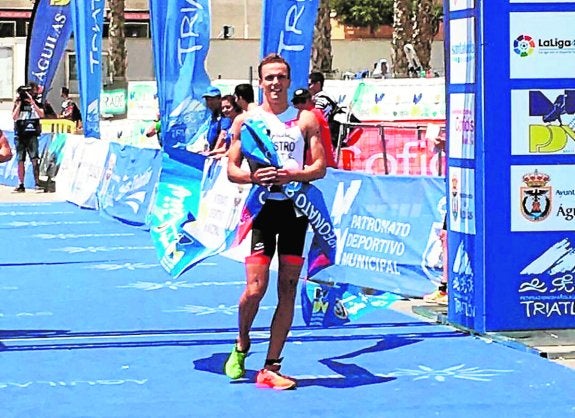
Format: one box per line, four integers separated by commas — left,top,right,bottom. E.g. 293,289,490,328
255,368,296,390
13,184,25,193
224,345,247,379
423,289,448,305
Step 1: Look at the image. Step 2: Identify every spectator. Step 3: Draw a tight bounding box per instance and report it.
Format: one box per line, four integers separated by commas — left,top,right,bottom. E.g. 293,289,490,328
202,86,231,152
234,83,257,112
308,71,344,146
60,87,82,131
291,88,337,168
209,94,242,158
12,82,45,192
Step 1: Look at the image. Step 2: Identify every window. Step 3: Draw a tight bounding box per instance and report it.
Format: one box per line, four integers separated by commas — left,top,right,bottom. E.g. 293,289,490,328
0,21,16,38
103,22,149,38
65,51,111,95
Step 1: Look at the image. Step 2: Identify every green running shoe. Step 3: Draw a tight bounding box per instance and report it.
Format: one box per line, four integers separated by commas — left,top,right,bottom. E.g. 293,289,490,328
224,345,248,379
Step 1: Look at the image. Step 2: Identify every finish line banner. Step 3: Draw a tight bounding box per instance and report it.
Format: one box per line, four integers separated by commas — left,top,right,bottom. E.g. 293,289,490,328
261,0,319,95
149,0,211,156
26,0,73,94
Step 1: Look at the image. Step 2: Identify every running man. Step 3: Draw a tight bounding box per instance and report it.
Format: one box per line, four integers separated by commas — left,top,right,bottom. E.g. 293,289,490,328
225,53,326,390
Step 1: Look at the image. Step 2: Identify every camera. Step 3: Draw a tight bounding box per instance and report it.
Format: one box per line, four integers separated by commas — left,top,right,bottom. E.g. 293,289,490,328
17,85,32,101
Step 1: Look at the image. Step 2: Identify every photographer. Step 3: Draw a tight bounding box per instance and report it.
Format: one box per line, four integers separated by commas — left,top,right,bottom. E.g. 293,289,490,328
12,82,44,192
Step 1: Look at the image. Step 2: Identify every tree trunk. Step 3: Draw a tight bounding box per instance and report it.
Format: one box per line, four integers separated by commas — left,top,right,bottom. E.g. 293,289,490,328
108,0,127,82
412,0,433,72
392,0,412,78
311,0,333,75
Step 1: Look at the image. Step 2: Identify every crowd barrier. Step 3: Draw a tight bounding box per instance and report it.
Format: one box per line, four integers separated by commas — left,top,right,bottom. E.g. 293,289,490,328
335,121,446,176
0,131,446,297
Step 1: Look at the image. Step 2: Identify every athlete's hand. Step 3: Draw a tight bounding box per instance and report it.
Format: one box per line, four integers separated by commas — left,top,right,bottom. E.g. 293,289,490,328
251,166,278,186
272,168,293,185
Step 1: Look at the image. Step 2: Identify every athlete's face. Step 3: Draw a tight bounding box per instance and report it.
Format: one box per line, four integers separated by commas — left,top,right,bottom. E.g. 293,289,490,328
260,62,290,104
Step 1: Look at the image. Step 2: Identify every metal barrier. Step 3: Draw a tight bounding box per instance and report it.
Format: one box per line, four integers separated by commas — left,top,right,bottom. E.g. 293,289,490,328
334,121,446,176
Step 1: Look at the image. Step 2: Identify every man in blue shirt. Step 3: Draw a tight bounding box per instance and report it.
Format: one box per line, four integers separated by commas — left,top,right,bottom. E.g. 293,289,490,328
203,86,231,151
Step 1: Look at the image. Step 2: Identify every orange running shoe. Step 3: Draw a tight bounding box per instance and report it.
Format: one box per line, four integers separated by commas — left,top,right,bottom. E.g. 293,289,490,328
255,368,296,390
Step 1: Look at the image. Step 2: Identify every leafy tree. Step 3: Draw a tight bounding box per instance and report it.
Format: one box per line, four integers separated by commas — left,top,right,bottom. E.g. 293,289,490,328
331,0,443,77
331,0,394,33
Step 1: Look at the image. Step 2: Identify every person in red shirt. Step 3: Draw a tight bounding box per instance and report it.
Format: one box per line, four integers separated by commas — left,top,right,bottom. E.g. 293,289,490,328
291,88,337,168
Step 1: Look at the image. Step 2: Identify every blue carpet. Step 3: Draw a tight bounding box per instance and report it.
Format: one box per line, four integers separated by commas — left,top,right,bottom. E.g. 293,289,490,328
1,202,575,417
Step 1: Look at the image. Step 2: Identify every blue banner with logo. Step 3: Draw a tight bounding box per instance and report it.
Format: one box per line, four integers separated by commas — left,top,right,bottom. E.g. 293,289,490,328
310,170,445,298
71,0,104,139
261,0,319,94
97,143,162,228
26,0,73,96
149,0,211,156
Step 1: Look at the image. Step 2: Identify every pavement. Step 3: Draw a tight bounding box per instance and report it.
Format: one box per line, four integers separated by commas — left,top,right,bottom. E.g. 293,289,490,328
3,183,575,418
2,183,574,373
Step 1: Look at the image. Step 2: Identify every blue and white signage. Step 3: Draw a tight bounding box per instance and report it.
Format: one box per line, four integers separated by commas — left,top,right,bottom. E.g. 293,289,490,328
449,18,475,85
510,12,575,79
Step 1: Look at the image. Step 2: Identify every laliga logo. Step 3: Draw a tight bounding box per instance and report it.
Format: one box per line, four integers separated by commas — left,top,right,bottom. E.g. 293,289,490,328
50,0,70,5
513,35,535,57
520,169,552,222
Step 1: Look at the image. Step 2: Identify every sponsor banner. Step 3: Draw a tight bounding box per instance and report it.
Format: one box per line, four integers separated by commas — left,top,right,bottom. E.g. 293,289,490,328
338,123,446,176
149,0,211,154
515,237,575,328
97,143,162,228
448,167,476,235
449,0,474,12
71,0,104,138
261,0,319,96
323,79,362,108
449,18,475,85
26,0,73,94
62,138,110,208
0,131,50,188
148,150,207,276
309,170,445,297
39,132,68,181
448,93,475,159
301,279,402,328
510,12,575,79
511,165,575,231
448,234,477,329
349,78,446,122
101,88,127,117
53,134,84,195
127,81,158,121
511,89,575,155
154,157,251,276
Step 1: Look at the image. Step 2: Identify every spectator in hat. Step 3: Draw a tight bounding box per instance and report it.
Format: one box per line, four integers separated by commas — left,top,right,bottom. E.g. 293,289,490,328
291,88,337,168
203,86,231,152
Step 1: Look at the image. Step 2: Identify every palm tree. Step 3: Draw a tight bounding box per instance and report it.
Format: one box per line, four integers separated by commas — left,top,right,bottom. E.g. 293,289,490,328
311,0,333,74
391,0,412,77
411,0,434,72
108,0,127,84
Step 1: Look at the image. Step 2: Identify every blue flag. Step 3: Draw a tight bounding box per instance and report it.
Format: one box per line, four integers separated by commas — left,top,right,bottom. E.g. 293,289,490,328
71,0,104,139
261,0,319,95
26,0,73,96
149,0,211,157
